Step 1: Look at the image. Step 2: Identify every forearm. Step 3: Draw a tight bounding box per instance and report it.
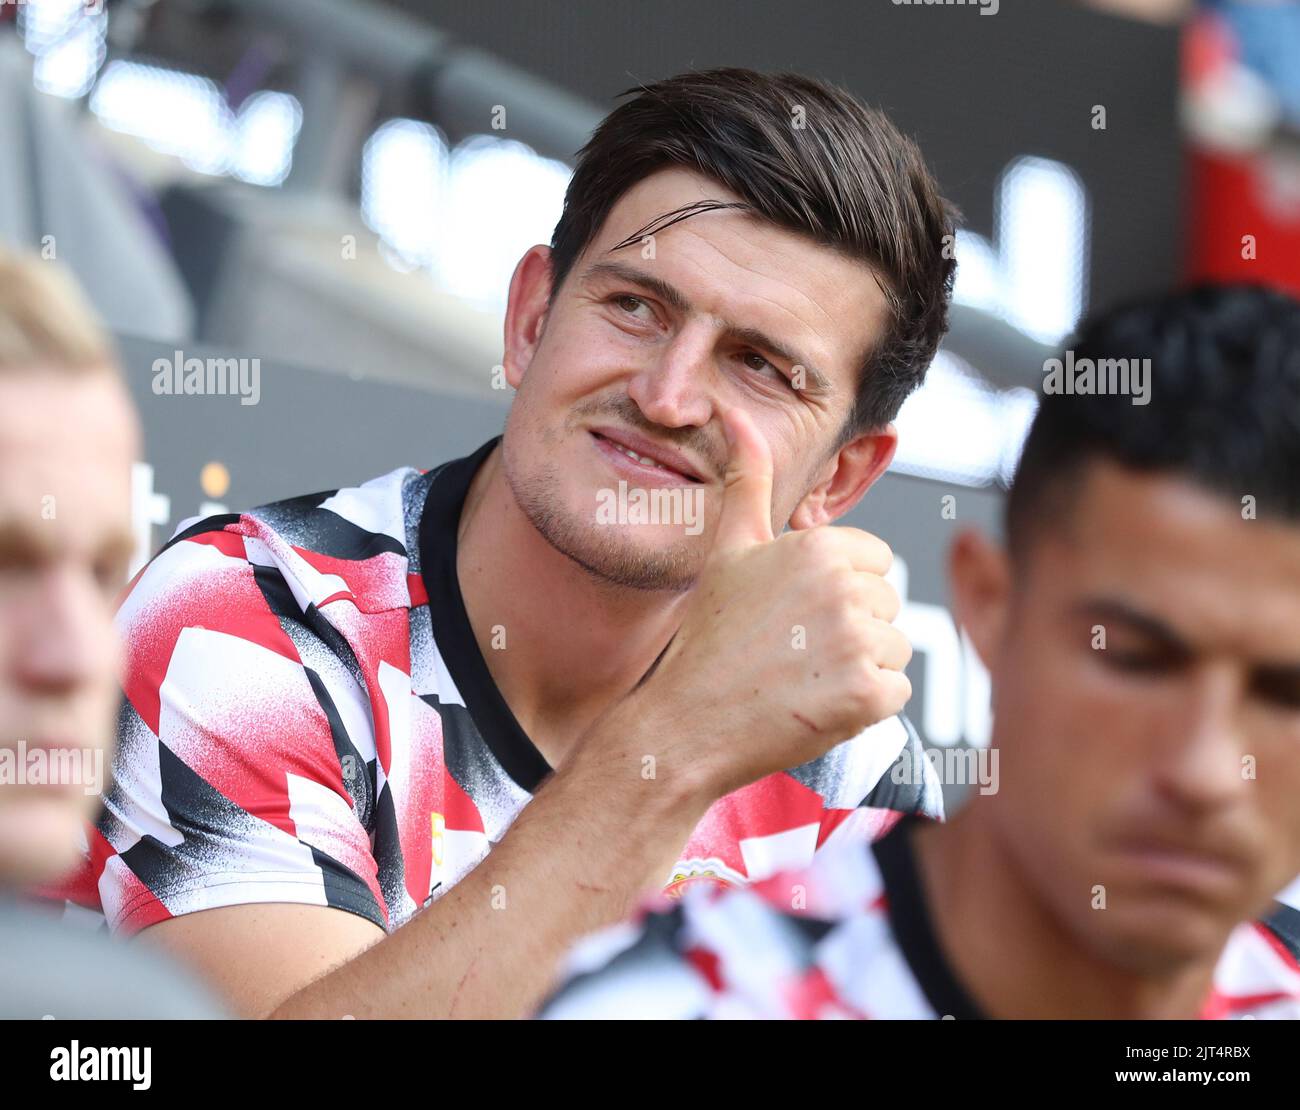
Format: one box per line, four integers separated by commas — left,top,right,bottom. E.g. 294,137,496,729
268,730,714,1019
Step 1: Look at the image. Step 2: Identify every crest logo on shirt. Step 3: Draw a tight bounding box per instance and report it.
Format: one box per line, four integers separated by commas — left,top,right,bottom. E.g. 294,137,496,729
663,857,745,899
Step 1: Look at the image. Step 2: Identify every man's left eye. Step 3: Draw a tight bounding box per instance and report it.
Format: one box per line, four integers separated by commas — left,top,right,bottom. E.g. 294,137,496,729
743,352,788,384
614,295,651,319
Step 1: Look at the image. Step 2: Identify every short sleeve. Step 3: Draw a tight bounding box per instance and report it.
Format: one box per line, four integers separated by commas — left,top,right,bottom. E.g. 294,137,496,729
67,520,388,936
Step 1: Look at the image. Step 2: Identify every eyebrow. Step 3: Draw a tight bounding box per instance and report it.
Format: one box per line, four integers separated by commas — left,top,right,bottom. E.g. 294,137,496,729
1078,596,1300,697
0,519,135,565
1072,598,1195,657
580,259,834,395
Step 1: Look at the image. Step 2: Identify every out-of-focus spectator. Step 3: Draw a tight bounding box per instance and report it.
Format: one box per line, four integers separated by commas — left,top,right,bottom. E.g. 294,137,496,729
0,247,224,1017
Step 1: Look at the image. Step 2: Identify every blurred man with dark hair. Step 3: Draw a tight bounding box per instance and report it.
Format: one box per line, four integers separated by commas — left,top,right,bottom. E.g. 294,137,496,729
539,284,1300,1019
0,248,223,1017
47,67,955,1019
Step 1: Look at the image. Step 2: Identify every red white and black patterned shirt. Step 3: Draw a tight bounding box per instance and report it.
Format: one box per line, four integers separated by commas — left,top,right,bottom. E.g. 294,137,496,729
44,437,943,936
538,817,1300,1020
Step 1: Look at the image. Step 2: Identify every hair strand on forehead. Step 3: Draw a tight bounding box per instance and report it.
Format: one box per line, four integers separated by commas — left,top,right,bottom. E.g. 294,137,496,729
547,66,958,443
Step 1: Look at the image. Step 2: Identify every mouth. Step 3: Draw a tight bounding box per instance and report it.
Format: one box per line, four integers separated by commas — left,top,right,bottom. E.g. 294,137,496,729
588,428,705,485
1109,838,1243,897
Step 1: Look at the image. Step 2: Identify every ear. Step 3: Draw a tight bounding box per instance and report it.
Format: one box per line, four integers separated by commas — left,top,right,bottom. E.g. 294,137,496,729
502,245,555,390
948,527,1012,673
788,424,897,530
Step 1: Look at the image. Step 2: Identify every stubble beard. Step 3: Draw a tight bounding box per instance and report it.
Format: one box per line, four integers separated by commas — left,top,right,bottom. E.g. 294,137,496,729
504,432,702,593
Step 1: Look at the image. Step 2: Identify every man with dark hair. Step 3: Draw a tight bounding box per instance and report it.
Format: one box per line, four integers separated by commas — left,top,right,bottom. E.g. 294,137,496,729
538,284,1300,1020
46,68,956,1018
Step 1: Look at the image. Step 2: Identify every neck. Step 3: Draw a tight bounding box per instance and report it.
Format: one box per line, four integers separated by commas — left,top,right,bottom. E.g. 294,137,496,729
456,443,690,768
913,802,1223,1019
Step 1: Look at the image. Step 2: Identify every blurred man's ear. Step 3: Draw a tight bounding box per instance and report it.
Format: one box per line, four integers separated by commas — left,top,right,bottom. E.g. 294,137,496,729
948,528,1012,672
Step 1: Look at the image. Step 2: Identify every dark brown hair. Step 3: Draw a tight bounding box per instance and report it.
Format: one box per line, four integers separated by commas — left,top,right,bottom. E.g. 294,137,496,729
549,67,957,440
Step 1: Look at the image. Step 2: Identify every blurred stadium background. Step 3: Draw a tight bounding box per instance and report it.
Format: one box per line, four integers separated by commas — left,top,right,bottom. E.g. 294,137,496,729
1,0,1296,803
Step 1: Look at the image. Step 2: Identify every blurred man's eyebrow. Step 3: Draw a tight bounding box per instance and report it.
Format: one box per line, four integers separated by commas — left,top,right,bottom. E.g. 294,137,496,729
1073,598,1194,654
0,519,57,559
1079,599,1300,684
580,260,833,394
0,519,134,563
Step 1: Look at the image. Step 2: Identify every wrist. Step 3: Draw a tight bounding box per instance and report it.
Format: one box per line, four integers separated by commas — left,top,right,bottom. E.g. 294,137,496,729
557,690,721,822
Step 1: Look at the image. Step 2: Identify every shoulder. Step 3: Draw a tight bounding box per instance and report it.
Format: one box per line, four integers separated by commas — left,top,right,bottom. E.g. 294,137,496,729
1208,904,1300,1019
788,713,945,821
244,467,428,565
126,466,428,625
541,837,892,1020
1257,901,1300,966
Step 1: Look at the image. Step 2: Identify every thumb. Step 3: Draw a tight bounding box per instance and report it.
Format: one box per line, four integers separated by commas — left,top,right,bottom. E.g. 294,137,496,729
712,407,776,554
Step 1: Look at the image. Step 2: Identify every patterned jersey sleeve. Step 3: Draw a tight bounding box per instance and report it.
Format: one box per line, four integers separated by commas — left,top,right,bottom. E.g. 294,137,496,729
798,713,945,861
50,515,389,937
859,713,946,822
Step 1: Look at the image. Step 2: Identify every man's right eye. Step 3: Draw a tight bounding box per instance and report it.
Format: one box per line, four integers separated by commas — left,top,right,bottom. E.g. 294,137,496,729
1099,647,1177,675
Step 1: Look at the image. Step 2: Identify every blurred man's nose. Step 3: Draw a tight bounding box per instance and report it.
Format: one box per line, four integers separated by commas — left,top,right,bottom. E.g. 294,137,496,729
626,322,715,430
1150,665,1251,814
11,564,112,692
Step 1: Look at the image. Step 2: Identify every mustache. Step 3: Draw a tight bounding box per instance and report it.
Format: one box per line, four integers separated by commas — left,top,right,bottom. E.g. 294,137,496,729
572,397,723,479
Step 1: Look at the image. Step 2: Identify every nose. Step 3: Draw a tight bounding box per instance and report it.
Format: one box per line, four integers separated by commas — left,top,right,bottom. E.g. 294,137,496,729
1149,665,1250,815
626,320,715,430
10,563,115,694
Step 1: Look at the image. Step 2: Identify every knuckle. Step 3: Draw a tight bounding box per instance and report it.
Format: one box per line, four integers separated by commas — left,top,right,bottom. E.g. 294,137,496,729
894,629,914,669
876,578,901,619
850,528,891,569
847,686,884,724
800,525,837,561
827,564,859,600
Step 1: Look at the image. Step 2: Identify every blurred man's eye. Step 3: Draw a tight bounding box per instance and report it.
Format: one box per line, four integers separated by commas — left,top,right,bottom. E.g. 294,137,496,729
1252,670,1300,711
1098,645,1181,675
91,557,127,594
0,553,40,579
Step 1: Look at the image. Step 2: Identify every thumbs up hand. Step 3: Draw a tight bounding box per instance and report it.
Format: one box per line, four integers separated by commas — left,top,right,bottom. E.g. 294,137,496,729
599,406,913,800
